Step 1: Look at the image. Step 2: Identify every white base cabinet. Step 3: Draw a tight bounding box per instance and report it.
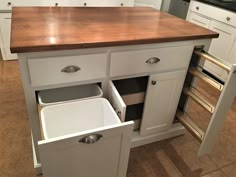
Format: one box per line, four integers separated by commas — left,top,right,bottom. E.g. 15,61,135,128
187,0,236,81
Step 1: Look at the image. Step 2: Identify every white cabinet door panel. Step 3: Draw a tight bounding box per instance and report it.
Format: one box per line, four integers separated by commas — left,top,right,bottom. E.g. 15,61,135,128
140,70,186,135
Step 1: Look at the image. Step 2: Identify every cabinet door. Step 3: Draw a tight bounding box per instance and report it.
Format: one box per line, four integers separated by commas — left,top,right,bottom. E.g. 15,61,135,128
205,20,236,80
187,12,211,28
0,13,17,60
39,122,133,177
108,81,127,122
140,70,186,135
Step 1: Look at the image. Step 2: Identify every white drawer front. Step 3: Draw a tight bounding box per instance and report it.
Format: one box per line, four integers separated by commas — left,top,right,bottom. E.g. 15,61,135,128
110,46,193,77
39,122,133,177
188,12,211,28
189,0,236,28
28,54,107,87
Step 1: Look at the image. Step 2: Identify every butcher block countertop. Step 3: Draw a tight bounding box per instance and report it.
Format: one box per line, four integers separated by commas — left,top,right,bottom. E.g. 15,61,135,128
10,7,218,53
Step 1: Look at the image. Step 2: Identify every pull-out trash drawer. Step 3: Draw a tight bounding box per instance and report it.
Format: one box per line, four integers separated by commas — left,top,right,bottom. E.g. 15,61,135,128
38,98,133,177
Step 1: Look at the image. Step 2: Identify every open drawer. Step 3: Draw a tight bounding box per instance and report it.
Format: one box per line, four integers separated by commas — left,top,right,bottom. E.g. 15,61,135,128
107,76,148,130
38,98,133,177
176,49,236,156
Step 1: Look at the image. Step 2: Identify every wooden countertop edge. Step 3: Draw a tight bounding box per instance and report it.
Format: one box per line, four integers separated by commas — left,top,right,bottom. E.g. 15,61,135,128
10,33,218,53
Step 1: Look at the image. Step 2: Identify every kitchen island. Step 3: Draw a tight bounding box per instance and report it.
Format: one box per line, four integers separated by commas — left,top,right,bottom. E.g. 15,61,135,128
11,7,220,177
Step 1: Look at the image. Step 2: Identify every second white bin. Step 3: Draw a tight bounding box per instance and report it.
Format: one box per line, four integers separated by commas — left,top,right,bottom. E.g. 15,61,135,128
37,84,103,107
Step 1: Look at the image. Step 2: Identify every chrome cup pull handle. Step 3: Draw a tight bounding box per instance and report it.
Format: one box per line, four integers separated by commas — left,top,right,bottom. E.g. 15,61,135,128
61,65,80,73
146,57,160,64
79,134,103,144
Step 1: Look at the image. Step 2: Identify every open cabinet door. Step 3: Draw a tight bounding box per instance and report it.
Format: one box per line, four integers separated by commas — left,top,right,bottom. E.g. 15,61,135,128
108,81,127,122
177,49,236,156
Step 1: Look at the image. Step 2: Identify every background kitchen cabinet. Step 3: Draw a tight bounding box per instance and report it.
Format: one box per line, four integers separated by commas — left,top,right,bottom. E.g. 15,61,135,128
134,0,162,9
187,0,236,81
0,13,17,60
206,21,236,80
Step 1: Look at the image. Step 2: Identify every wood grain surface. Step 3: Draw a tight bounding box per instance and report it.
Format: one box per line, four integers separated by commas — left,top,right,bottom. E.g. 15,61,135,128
10,7,218,53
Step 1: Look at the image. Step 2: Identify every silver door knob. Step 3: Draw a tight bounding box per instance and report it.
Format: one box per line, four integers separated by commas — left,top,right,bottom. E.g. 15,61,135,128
151,81,157,85
79,134,103,144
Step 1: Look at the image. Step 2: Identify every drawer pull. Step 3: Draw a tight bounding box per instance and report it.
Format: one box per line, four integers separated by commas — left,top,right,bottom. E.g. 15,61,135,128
146,57,160,64
196,6,199,10
61,65,81,73
79,134,103,144
226,17,230,21
7,2,11,5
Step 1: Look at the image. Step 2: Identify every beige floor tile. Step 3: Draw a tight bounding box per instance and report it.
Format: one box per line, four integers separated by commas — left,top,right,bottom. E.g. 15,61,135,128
0,153,37,177
221,162,236,177
209,129,236,168
2,61,21,81
168,140,218,175
201,170,227,177
0,112,32,159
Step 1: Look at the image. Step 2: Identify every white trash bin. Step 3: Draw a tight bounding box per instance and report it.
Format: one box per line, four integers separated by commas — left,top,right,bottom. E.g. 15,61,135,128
37,84,103,108
40,98,121,139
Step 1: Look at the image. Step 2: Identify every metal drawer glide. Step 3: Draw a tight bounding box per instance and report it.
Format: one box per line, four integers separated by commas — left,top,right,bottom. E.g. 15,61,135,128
189,67,224,91
183,87,215,114
194,50,231,72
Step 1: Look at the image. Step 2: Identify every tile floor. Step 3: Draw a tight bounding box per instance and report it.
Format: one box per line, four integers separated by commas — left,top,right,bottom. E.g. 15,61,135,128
0,60,236,177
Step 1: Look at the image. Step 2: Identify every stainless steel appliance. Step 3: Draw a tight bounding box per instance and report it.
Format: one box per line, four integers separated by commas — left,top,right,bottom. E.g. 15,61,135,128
168,0,190,19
